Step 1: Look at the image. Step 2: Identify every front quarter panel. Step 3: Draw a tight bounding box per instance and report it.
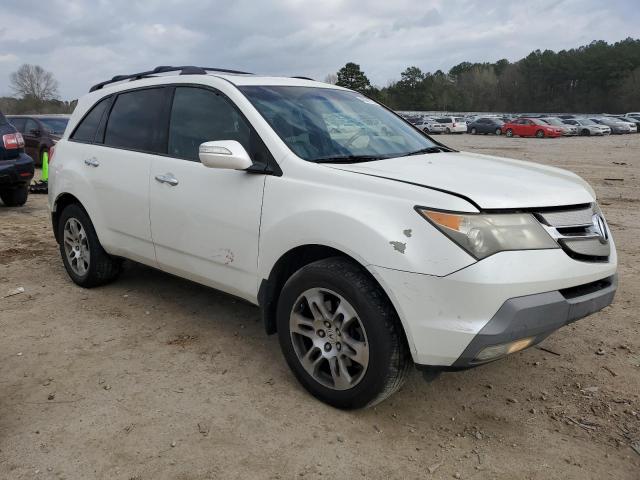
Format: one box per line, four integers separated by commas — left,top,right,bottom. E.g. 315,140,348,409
258,157,478,282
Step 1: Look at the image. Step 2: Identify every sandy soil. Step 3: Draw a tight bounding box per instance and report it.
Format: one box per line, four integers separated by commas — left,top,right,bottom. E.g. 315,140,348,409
1,134,639,480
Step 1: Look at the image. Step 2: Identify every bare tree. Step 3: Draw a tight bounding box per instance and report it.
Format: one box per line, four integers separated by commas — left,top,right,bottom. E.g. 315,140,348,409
10,64,59,101
323,73,338,85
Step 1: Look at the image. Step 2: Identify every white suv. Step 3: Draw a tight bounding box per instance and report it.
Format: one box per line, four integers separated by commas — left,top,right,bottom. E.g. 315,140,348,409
49,66,617,409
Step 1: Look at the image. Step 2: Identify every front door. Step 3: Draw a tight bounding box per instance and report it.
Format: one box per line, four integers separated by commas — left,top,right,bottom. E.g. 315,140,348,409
149,86,267,301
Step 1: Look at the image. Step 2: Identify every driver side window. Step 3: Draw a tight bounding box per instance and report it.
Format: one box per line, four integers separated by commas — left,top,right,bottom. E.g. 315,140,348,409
168,87,251,162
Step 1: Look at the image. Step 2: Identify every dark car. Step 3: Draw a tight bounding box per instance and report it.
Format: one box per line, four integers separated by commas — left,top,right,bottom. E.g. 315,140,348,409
467,117,505,135
0,111,34,206
6,115,69,166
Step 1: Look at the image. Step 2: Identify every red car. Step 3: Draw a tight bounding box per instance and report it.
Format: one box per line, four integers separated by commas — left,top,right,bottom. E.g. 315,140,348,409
502,118,564,138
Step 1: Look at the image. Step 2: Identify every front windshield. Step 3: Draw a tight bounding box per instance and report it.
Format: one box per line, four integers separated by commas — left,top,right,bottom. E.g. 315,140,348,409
542,118,564,126
578,119,596,126
38,117,69,135
239,86,441,162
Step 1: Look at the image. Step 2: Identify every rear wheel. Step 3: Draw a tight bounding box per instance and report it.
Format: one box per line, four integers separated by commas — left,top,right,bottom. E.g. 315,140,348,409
423,127,430,134
0,185,29,207
58,203,121,287
535,129,545,138
506,128,514,137
470,127,477,135
277,257,411,409
445,127,451,134
581,129,590,136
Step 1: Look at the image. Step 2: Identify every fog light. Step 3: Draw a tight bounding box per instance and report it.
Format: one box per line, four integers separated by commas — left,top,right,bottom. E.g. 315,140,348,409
474,337,534,363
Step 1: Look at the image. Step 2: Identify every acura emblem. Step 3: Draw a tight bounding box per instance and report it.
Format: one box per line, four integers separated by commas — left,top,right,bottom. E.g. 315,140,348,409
592,214,609,243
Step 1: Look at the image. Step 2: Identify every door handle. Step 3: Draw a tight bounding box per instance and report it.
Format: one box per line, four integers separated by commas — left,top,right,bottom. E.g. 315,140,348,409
154,173,179,186
84,157,99,167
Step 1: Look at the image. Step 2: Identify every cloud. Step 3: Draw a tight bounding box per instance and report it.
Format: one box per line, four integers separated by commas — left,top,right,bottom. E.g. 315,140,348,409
0,0,638,99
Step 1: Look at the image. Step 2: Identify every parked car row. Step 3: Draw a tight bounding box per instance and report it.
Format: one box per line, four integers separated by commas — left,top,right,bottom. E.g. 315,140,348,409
401,112,640,138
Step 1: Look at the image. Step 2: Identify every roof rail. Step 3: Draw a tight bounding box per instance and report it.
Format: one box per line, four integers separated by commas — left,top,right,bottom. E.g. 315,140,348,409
89,66,253,92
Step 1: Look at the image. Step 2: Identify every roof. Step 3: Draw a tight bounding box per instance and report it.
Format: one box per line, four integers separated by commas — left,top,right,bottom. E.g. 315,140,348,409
88,65,339,93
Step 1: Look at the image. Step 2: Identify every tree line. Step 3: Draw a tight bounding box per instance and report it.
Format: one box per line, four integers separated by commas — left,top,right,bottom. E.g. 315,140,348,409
333,38,640,114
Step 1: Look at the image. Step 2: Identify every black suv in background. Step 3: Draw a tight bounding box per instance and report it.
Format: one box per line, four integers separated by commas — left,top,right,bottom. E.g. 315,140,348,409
6,115,69,166
0,111,34,206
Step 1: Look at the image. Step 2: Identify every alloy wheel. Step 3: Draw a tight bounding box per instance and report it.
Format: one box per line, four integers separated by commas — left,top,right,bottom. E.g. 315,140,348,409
63,218,90,276
289,288,369,390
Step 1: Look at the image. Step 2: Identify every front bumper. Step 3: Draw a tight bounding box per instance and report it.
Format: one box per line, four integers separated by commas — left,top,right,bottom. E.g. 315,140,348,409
449,274,616,368
0,153,34,187
370,247,617,366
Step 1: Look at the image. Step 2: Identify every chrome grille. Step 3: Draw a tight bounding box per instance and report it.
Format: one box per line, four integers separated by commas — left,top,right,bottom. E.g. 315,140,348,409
535,204,610,262
537,205,594,227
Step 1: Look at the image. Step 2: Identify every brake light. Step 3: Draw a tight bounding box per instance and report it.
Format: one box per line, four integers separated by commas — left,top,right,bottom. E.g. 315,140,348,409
2,132,24,149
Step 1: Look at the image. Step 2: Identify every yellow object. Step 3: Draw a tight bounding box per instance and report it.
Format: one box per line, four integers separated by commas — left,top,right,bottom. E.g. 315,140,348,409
41,150,49,182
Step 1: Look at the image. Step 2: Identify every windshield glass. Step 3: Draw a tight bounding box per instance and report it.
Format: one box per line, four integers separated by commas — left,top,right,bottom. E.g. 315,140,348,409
578,119,596,125
542,118,564,126
239,86,440,162
38,117,69,135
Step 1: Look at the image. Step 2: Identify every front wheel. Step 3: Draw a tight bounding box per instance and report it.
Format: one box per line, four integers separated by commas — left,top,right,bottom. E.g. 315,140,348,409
423,127,430,134
0,185,29,206
535,129,545,138
495,128,502,135
58,203,122,287
470,127,477,135
445,127,451,134
277,258,411,409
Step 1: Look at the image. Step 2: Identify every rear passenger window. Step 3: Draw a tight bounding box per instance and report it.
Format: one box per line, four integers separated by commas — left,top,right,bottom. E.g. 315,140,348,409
168,87,251,161
8,118,26,132
104,88,167,152
71,97,111,143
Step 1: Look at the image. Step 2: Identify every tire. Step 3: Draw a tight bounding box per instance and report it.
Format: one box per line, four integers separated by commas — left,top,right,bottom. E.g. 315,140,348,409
470,127,477,135
445,127,451,134
0,185,29,207
581,129,590,136
495,128,502,135
57,203,121,287
423,127,430,134
535,129,545,138
277,257,411,409
506,128,514,137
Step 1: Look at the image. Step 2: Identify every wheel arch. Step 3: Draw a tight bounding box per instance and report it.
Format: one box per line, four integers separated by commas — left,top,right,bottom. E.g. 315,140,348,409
257,244,413,353
51,192,86,243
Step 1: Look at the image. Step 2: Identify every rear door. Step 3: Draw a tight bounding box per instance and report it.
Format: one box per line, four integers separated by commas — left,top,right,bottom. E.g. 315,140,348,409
149,86,267,301
78,87,169,264
23,118,40,160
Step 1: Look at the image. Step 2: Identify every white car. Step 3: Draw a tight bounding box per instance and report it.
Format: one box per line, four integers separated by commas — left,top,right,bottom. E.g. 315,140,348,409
412,117,446,134
434,116,467,133
49,66,618,409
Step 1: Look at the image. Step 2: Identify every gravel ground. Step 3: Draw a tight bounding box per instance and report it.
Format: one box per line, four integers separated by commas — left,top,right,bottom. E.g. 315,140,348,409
0,133,639,480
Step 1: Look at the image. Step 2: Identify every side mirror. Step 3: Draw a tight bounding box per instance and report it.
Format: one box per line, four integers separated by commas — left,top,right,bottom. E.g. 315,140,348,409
199,140,253,170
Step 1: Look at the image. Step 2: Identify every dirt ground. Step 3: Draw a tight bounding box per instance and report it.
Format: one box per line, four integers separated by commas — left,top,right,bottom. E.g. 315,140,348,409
1,134,639,480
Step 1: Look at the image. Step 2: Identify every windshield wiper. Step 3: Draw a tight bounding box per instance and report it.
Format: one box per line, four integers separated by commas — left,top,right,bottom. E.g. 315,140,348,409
400,146,449,157
313,155,387,164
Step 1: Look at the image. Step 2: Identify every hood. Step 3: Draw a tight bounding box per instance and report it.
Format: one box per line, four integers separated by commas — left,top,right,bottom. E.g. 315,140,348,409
326,151,595,210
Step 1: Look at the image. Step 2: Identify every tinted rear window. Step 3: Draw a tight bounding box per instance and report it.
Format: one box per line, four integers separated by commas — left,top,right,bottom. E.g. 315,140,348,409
71,97,111,143
104,88,167,152
8,117,26,132
39,117,69,135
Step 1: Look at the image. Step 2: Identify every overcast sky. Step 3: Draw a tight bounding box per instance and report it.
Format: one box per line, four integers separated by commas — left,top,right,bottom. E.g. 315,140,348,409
1,0,639,100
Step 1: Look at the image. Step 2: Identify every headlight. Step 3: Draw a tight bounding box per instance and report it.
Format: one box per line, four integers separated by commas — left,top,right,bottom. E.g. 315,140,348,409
416,208,558,260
